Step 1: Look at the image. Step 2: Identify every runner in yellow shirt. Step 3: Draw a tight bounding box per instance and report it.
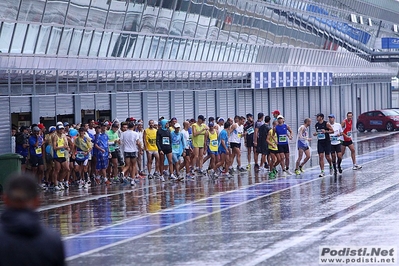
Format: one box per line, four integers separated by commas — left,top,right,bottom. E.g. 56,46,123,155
191,115,208,174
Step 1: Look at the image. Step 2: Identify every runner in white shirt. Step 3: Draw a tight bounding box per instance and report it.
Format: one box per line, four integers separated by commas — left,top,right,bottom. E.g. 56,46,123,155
180,121,192,178
228,116,245,173
120,122,141,186
328,114,343,175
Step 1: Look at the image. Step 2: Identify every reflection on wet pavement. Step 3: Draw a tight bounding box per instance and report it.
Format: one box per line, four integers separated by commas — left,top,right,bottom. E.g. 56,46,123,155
2,131,399,265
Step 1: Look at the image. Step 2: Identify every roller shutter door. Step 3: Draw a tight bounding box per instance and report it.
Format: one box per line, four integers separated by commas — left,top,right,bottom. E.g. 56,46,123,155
158,91,170,119
10,97,31,113
183,91,194,121
173,91,184,121
0,97,11,153
269,88,284,115
39,96,56,117
330,86,341,119
206,91,216,118
116,93,129,121
226,89,236,119
146,92,159,121
81,94,95,110
320,86,330,116
297,87,309,125
254,89,269,115
56,95,74,115
309,87,320,120
238,89,253,117
95,94,110,111
128,93,142,119
283,88,297,129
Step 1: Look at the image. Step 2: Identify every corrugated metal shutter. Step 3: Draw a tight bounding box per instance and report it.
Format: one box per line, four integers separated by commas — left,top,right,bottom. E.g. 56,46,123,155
254,89,269,115
158,91,170,119
309,87,320,119
226,89,236,118
10,97,31,113
330,86,340,119
183,91,194,121
129,93,142,119
197,91,207,117
283,88,297,130
341,85,351,116
320,86,330,116
173,91,184,120
116,93,129,121
146,92,158,121
297,87,309,125
39,96,56,117
95,94,110,110
269,89,284,115
368,84,375,111
359,84,368,113
56,95,74,115
206,90,216,118
81,94,95,110
0,97,11,154
218,90,228,119
374,83,382,109
238,90,250,117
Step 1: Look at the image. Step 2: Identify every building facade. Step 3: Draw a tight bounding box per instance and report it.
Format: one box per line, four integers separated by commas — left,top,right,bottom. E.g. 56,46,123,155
1,0,398,153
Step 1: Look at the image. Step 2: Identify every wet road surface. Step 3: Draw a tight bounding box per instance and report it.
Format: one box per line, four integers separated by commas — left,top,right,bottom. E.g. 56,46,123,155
3,131,399,265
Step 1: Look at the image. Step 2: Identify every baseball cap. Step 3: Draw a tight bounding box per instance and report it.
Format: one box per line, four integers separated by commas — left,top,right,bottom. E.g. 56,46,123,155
258,112,264,119
100,122,107,127
272,110,280,115
63,122,69,127
174,123,181,128
217,117,225,122
209,122,215,127
277,115,284,119
49,126,56,133
154,121,158,125
198,115,205,121
328,114,335,118
316,113,325,118
37,123,45,130
56,122,63,126
32,126,40,132
56,125,64,130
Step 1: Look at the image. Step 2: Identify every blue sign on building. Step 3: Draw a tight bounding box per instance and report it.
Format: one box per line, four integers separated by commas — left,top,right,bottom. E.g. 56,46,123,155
271,72,277,88
292,72,298,86
300,72,305,86
286,72,291,87
279,72,284,87
254,72,261,88
318,72,323,86
306,72,311,86
381,38,399,49
263,72,269,88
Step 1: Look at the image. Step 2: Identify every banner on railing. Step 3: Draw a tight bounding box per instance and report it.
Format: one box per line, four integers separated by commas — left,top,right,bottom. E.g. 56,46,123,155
251,72,333,89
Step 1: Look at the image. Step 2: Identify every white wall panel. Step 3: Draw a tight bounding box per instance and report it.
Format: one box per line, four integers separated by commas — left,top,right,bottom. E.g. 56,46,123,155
330,86,341,120
95,94,110,110
297,87,309,125
146,92,159,121
116,93,129,120
173,91,184,120
183,91,194,121
158,91,170,119
320,86,330,116
309,87,320,119
238,89,253,117
269,89,284,115
81,94,95,110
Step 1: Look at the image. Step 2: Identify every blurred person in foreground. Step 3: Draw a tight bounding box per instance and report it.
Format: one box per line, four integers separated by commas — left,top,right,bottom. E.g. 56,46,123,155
0,173,65,266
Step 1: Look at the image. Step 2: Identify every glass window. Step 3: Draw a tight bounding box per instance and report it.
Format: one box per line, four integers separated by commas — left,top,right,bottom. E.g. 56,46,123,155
42,0,68,24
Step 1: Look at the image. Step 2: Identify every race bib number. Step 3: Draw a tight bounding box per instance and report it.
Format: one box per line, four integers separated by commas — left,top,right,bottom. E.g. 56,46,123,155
238,132,243,138
211,139,218,147
35,147,42,155
279,135,288,143
108,142,116,147
172,144,179,150
247,127,254,135
162,137,170,145
148,138,156,145
76,151,85,160
317,133,326,140
57,148,65,158
331,136,339,141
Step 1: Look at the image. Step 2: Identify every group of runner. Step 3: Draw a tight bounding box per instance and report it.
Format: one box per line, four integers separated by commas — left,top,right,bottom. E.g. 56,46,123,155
13,110,361,191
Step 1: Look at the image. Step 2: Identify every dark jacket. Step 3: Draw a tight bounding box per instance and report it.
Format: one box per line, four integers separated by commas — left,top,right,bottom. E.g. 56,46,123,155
0,209,65,266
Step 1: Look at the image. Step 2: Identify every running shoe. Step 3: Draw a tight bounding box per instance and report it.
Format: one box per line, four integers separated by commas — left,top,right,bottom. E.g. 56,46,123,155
319,171,325,177
269,172,276,179
238,167,246,173
113,177,120,183
54,185,61,191
338,167,343,174
153,172,160,178
352,165,362,170
41,183,47,190
299,166,305,173
285,169,293,175
170,174,178,181
160,176,166,182
148,174,153,180
246,164,251,170
295,169,301,175
130,180,136,186
104,178,111,185
178,176,185,182
228,168,234,175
